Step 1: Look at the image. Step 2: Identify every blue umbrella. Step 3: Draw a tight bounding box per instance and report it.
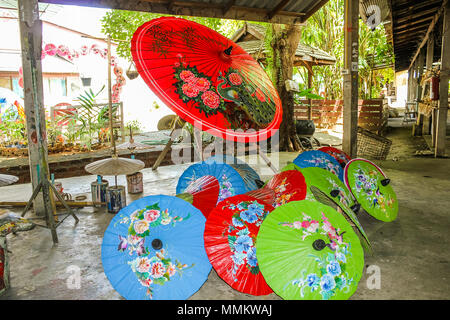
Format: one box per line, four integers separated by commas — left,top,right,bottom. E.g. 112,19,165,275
101,195,212,300
177,161,247,203
205,154,261,192
293,150,344,182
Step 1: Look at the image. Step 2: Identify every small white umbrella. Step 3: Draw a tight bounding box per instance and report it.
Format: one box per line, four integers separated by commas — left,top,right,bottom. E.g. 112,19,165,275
0,174,19,187
85,156,145,177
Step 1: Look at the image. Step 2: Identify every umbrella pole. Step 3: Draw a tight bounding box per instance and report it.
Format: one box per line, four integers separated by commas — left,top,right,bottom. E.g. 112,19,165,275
152,116,185,171
258,144,278,174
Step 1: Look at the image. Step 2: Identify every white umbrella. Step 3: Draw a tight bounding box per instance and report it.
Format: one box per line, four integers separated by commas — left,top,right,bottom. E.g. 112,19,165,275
85,156,145,176
0,174,19,187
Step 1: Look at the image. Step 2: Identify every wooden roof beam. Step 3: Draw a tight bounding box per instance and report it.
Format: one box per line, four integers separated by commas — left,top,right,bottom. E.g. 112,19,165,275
222,0,236,15
267,0,291,20
408,0,448,71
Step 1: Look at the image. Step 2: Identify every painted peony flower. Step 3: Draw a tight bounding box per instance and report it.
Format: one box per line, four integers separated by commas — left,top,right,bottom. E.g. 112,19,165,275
326,261,342,277
320,274,336,292
306,273,320,287
144,209,160,223
228,72,243,85
234,235,253,253
133,220,150,235
166,263,177,277
136,257,151,273
240,209,258,224
193,77,210,91
182,82,200,98
180,70,195,82
151,261,166,278
246,247,258,267
201,91,221,109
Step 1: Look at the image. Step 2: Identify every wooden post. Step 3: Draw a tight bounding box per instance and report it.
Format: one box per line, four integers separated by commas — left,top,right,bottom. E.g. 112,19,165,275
342,0,359,158
18,0,48,216
435,0,450,157
423,35,435,135
307,68,313,120
416,49,425,101
107,35,116,155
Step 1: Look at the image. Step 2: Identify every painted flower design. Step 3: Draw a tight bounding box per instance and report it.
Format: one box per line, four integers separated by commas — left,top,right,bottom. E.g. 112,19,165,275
201,91,220,109
225,200,271,281
228,72,243,85
193,77,210,91
282,212,356,300
182,82,200,98
150,261,166,278
133,220,150,235
217,174,235,203
144,209,160,223
116,202,192,299
179,70,195,82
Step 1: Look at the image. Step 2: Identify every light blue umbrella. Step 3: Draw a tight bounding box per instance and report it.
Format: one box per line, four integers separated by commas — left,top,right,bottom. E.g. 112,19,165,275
293,150,344,182
101,195,212,300
177,161,247,203
205,154,261,192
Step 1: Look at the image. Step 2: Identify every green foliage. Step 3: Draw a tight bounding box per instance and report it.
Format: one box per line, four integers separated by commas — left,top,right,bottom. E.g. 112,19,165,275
126,119,143,134
101,10,243,61
0,108,26,145
298,0,394,99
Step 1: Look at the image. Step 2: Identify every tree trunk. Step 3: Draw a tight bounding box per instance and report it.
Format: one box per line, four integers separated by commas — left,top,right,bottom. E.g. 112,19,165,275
270,23,302,152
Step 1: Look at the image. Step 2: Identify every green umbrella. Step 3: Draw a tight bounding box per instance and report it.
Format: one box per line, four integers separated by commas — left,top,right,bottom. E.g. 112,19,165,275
309,186,373,255
344,159,398,222
280,163,302,172
256,200,364,300
300,167,356,210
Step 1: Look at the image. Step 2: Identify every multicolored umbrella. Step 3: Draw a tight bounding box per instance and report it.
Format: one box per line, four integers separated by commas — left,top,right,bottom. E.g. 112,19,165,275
101,195,211,300
309,186,372,255
319,147,351,168
176,175,220,218
344,159,398,222
300,167,356,210
176,161,247,204
206,154,261,192
265,170,307,208
204,194,274,295
131,17,282,143
293,150,344,182
256,200,364,300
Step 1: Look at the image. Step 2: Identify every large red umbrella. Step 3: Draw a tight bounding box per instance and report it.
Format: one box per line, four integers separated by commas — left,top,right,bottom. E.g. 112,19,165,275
204,194,274,296
131,17,282,143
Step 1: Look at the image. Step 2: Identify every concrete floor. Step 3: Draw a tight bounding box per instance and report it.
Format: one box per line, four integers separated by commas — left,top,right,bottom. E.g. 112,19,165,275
1,125,449,300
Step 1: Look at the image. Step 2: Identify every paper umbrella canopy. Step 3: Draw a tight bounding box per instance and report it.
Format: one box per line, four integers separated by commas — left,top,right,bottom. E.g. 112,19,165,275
265,170,307,208
101,195,212,300
131,17,282,142
256,200,364,300
204,194,274,295
344,159,398,222
176,175,220,218
293,150,344,182
176,161,247,204
85,156,145,176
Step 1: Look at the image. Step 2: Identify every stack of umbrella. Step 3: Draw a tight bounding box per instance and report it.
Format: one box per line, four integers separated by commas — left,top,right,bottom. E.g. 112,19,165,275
101,149,398,300
100,16,398,300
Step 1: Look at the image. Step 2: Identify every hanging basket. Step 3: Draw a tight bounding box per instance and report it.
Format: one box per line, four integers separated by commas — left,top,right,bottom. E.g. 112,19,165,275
126,61,139,80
